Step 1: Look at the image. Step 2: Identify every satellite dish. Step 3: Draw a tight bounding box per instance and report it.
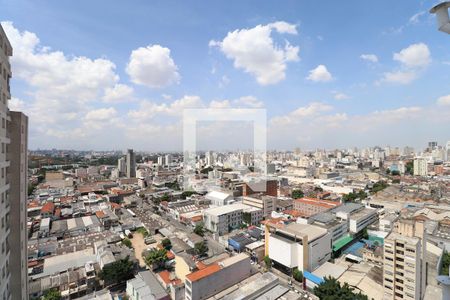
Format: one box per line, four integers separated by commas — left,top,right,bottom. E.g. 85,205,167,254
430,1,450,34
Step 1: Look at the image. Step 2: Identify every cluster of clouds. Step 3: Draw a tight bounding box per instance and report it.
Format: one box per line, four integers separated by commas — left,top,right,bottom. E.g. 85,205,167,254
2,20,449,150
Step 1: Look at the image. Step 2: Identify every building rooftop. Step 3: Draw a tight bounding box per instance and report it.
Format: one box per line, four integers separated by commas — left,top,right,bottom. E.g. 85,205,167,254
280,223,328,242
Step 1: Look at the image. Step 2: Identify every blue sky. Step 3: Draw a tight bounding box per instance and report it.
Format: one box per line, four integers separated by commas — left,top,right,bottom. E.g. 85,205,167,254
1,0,449,151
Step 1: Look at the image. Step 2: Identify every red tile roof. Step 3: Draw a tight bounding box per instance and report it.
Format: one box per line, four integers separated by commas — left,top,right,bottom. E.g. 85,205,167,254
186,263,221,282
41,202,55,214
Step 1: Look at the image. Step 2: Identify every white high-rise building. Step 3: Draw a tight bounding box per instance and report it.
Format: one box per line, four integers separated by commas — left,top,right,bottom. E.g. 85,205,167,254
165,154,172,166
1,24,29,300
445,141,450,162
118,156,126,176
413,157,428,176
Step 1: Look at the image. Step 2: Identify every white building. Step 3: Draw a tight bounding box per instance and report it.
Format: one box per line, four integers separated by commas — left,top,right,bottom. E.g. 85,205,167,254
242,195,277,217
266,223,331,272
126,270,169,300
205,190,233,206
413,157,428,176
203,203,262,235
185,253,252,300
1,24,29,300
348,208,378,234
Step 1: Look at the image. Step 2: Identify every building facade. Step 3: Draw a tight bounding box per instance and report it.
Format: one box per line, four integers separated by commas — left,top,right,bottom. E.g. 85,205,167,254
126,149,136,178
0,24,29,300
413,157,428,176
383,232,424,300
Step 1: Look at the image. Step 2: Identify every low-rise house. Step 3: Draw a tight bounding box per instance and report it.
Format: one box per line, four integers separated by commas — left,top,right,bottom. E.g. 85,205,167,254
126,270,170,300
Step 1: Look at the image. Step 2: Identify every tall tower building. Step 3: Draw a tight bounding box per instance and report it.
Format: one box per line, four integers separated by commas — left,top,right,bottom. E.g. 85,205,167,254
8,112,28,300
383,232,423,300
126,149,136,178
1,24,29,300
117,156,126,176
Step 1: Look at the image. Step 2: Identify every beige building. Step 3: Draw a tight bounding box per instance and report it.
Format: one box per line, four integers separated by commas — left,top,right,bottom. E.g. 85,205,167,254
383,221,426,300
242,194,277,217
0,24,29,300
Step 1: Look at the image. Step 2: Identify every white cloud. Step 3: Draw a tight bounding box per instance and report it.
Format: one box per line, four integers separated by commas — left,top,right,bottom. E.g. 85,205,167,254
210,21,299,85
209,100,230,109
219,75,230,88
1,21,125,145
128,95,203,120
85,107,117,121
332,91,350,100
409,11,425,24
103,84,134,103
393,43,431,68
306,65,333,82
233,96,264,108
437,95,450,106
9,97,26,111
126,45,180,88
271,102,333,126
380,71,417,85
360,54,378,63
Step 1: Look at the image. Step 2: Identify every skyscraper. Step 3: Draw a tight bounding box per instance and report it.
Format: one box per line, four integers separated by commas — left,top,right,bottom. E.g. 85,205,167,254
0,24,29,300
413,158,428,176
126,149,136,178
8,112,28,300
118,156,126,177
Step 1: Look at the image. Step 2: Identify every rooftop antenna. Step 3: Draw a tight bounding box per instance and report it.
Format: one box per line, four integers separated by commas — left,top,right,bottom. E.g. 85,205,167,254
430,1,450,34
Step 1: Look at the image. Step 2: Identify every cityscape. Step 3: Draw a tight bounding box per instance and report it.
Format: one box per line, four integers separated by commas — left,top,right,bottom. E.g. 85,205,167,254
1,1,450,300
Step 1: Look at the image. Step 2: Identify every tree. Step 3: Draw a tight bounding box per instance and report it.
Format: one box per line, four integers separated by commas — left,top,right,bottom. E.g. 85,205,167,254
144,248,168,269
161,238,172,250
99,257,134,286
194,241,208,257
42,289,61,300
136,227,149,237
406,161,414,175
263,255,272,269
314,276,368,300
122,238,132,248
292,268,303,282
291,189,304,199
242,212,252,225
385,169,391,175
441,251,450,276
391,170,400,176
181,191,197,199
362,228,369,240
193,223,205,237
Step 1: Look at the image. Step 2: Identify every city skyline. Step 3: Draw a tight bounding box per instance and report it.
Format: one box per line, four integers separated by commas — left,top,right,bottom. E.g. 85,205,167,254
1,0,449,151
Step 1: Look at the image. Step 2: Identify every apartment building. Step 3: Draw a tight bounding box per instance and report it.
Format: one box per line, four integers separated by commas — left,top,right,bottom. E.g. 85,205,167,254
126,149,136,178
265,222,331,272
8,112,28,300
242,194,277,217
348,208,378,234
0,24,29,300
203,203,262,235
185,253,252,300
413,157,428,176
383,232,424,300
293,197,340,217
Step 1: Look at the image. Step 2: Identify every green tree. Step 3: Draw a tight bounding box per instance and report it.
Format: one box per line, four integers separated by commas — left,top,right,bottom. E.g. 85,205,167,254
292,268,303,282
193,223,205,237
136,227,149,237
181,191,197,199
122,238,132,248
99,257,134,286
242,212,252,225
362,228,369,240
144,248,168,269
291,189,304,199
391,170,400,176
314,276,368,300
42,289,61,300
194,241,208,257
263,255,272,269
385,169,391,175
405,161,414,175
161,238,172,250
441,251,450,276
